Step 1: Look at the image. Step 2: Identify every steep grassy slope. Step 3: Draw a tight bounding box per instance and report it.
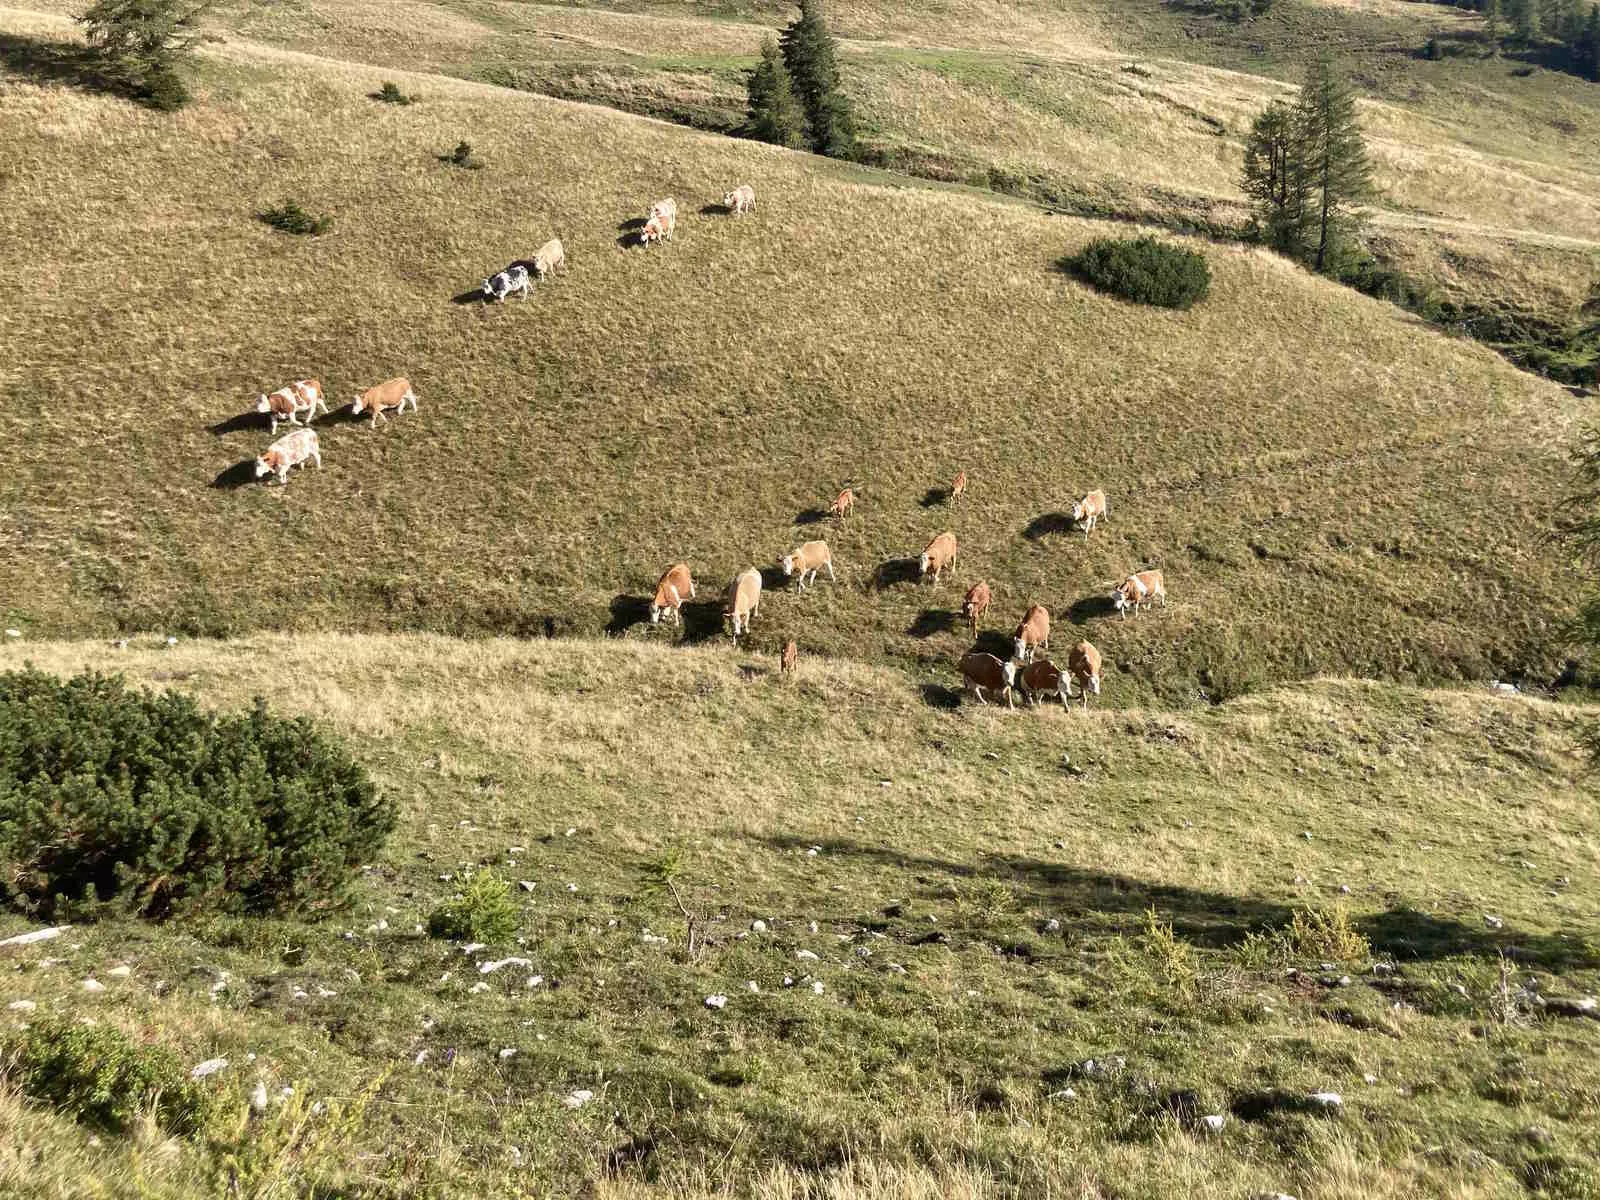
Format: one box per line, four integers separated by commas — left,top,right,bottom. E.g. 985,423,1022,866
2,635,1597,1198
0,12,1585,701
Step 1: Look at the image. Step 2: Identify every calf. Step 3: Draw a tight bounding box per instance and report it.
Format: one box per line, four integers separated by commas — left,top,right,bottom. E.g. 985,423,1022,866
1018,658,1070,708
725,567,762,640
950,469,967,504
828,487,855,520
1012,604,1050,663
254,427,321,486
961,580,991,638
781,540,835,591
1066,641,1103,711
482,264,530,302
531,237,566,280
1072,489,1108,537
919,531,957,585
650,562,695,626
640,198,677,247
255,379,328,434
1110,570,1165,619
781,639,797,674
723,184,756,215
352,377,418,429
959,652,1016,708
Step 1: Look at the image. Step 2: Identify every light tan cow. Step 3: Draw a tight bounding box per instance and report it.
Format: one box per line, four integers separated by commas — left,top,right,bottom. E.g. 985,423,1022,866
725,567,762,640
352,377,418,429
650,562,695,626
1110,570,1165,619
781,639,797,674
532,237,566,280
255,379,327,434
959,652,1016,708
961,580,991,638
1066,641,1103,711
920,531,957,584
1012,604,1050,664
641,198,677,246
723,184,756,215
254,427,321,485
1018,658,1070,708
828,487,855,520
950,469,967,503
1072,489,1109,537
781,541,835,591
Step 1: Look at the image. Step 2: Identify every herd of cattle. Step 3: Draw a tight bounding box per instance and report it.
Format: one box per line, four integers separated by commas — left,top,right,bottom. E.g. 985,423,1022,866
238,182,1164,711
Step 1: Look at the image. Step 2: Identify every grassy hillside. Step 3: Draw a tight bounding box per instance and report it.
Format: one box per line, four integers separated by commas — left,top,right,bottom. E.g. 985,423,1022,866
2,634,1598,1198
0,8,1587,702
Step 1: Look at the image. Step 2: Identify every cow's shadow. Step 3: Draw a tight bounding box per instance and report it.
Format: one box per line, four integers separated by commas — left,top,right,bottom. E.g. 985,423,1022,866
873,557,922,590
1024,512,1076,541
907,609,956,639
920,486,954,509
759,564,792,592
1068,594,1117,624
794,508,829,527
699,203,731,216
617,217,647,233
210,461,259,490
606,594,653,636
919,684,962,710
451,287,491,306
970,630,1014,658
678,600,727,645
209,411,269,436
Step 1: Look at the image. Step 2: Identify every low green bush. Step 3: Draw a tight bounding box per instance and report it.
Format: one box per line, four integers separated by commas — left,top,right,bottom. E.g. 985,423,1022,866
428,869,520,943
2,1017,212,1135
372,81,416,105
0,669,395,920
257,201,333,237
1067,236,1211,310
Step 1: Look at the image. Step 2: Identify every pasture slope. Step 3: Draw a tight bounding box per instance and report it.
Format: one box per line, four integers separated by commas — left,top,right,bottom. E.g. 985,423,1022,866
1,633,1598,1199
0,3,1590,705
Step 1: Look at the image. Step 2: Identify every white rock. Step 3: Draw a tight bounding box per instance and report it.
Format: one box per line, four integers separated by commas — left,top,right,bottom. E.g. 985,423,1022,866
1307,1092,1343,1109
508,1147,523,1166
566,883,577,892
751,920,767,933
747,981,760,992
190,1058,228,1080
1484,914,1504,929
1199,1114,1225,1135
250,1082,269,1113
499,1048,517,1059
562,1089,594,1109
509,846,526,854
1049,1087,1077,1101
641,934,668,946
812,981,825,994
1338,885,1351,895
437,972,453,985
704,994,728,1009
886,962,907,975
796,949,819,961
367,919,388,933
460,943,487,956
519,881,536,893
7,1000,36,1012
526,975,544,988
783,976,795,987
808,922,819,934
293,988,309,1001
1045,918,1061,932
106,965,132,979
414,1050,430,1066
469,981,490,993
316,987,336,998
4,629,20,638
1363,1074,1378,1084
565,828,576,837
82,979,106,993
0,926,70,948
480,957,532,974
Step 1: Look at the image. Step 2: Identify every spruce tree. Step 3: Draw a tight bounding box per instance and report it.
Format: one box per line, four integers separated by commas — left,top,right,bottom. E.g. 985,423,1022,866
1241,100,1309,258
780,0,857,159
1578,3,1600,78
1483,0,1504,42
745,36,807,149
1295,53,1375,273
1507,0,1539,39
76,0,211,108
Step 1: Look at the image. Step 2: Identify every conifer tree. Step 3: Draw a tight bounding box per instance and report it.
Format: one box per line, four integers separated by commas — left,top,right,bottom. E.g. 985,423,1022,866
76,0,211,109
1506,0,1539,39
1577,3,1600,78
745,36,807,149
1241,100,1309,258
779,0,857,158
1295,53,1375,273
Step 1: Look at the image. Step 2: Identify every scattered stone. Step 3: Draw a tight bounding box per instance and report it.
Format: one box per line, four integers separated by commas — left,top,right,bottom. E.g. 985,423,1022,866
190,1058,228,1080
1522,1125,1555,1148
1483,914,1504,930
1338,885,1351,895
796,949,819,961
704,994,728,1010
106,965,132,979
565,828,576,837
1306,1092,1343,1110
1044,918,1061,933
783,976,794,987
0,926,70,948
460,943,487,956
565,883,577,893
808,921,819,934
82,979,106,993
855,947,872,959
526,975,544,988
1249,1194,1299,1200
1302,831,1313,841
562,1089,593,1109
499,1048,517,1059
1373,962,1394,977
4,629,20,638
1451,983,1469,998
414,1050,430,1066
1545,995,1598,1019
1049,1087,1077,1101
479,957,532,975
293,988,309,1001
806,846,821,857
886,962,907,975
812,981,825,994
1363,1074,1378,1085
165,636,178,647
367,919,389,934
751,919,768,933
469,981,490,994
250,1082,269,1113
1199,1114,1225,1135
641,933,668,946
518,881,536,893
7,1000,36,1012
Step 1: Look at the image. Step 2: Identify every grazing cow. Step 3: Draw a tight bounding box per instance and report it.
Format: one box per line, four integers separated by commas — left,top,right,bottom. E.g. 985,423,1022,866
961,580,992,638
531,237,566,280
482,264,530,302
959,652,1016,708
1066,641,1103,711
1110,570,1166,619
725,567,762,640
255,379,328,434
950,470,967,504
781,541,835,591
1012,604,1050,664
828,487,855,520
919,531,957,585
723,184,756,215
352,378,418,428
781,639,797,674
650,562,695,626
1072,489,1109,537
1018,658,1070,708
640,198,677,247
254,427,321,485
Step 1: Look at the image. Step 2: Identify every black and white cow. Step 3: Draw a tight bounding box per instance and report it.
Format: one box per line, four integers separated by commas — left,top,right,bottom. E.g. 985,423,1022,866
481,264,530,302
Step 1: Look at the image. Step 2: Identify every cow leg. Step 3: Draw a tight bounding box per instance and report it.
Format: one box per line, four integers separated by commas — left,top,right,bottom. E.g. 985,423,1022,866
688,581,696,599
974,685,988,705
312,451,322,469
1004,688,1015,710
825,561,836,583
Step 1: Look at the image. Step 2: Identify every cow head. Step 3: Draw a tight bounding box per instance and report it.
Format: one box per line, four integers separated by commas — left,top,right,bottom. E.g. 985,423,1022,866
919,551,931,576
722,191,736,209
640,220,660,246
1110,586,1130,613
1001,659,1017,688
1087,669,1102,695
481,276,498,298
781,554,796,576
649,604,664,625
254,393,271,414
1071,500,1086,521
351,393,366,414
253,455,272,479
1013,636,1028,662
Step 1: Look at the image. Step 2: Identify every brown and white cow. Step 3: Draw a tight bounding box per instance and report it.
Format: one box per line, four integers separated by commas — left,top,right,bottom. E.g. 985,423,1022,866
640,198,677,247
254,427,321,485
950,469,967,504
725,567,762,640
1110,570,1165,619
961,580,991,638
1012,604,1050,664
352,378,418,429
781,541,835,591
1018,658,1070,708
723,184,756,216
920,531,957,585
651,562,695,626
255,379,328,434
1072,489,1108,537
1066,641,1103,711
531,237,566,280
828,487,855,520
781,639,797,674
959,651,1016,708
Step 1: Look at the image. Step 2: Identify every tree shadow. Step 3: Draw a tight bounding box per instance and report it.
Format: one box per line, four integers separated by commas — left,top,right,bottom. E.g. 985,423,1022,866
1067,594,1116,624
794,508,828,527
210,460,259,490
606,594,652,636
1359,907,1599,972
208,411,270,436
907,609,956,639
920,486,953,509
919,684,962,710
1023,512,1076,541
0,32,151,106
873,557,922,590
